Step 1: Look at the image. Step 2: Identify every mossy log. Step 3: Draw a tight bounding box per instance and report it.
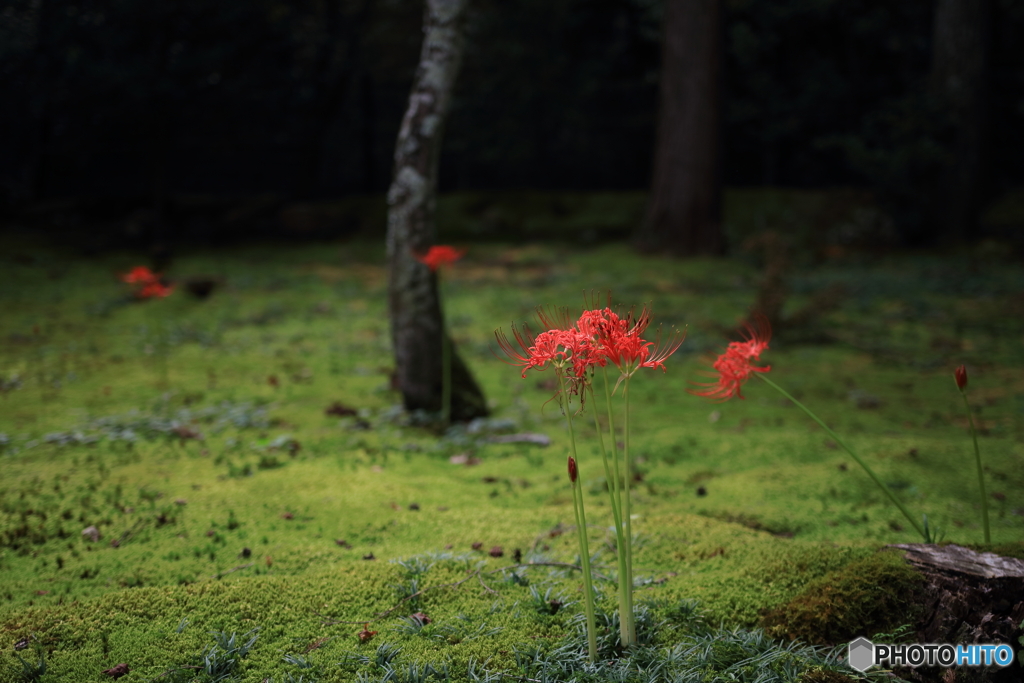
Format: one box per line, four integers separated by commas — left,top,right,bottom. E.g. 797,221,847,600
889,544,1024,683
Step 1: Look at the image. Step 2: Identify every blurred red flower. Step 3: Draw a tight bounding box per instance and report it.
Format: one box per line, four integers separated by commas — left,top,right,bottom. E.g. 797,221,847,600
691,318,772,401
414,245,465,272
122,266,173,298
122,266,158,284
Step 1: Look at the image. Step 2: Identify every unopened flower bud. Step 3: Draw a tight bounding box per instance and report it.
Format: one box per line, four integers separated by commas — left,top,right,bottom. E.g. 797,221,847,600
567,456,578,484
954,365,968,391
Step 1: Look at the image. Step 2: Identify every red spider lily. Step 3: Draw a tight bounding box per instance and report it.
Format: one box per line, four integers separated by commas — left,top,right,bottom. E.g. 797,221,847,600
122,266,174,298
136,281,174,298
577,305,682,377
414,245,465,272
495,323,565,377
559,327,603,379
535,305,575,332
691,318,772,401
122,266,158,284
633,325,686,372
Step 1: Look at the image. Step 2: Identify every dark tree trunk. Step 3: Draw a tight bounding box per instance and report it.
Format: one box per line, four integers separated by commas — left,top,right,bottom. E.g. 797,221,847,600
386,0,487,422
635,0,724,256
928,0,992,245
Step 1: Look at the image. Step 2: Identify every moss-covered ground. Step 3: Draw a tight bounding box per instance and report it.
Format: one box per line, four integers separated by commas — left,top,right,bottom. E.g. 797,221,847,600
0,229,1022,681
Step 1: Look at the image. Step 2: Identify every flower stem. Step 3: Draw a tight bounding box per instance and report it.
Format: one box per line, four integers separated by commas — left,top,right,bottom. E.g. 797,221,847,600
438,274,451,427
559,371,597,662
959,389,990,544
755,373,927,541
589,382,626,651
622,374,636,645
600,367,631,648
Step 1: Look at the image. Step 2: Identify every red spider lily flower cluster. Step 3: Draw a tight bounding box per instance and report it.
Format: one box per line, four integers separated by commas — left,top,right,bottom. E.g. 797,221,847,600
691,318,772,401
495,303,685,385
121,266,173,299
414,245,465,272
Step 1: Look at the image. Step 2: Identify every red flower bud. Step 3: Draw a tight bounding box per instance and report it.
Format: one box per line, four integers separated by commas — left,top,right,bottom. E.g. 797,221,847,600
567,456,578,484
954,365,968,391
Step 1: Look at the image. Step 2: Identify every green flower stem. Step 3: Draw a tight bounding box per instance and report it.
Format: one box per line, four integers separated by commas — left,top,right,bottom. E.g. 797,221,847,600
438,272,451,426
147,304,169,390
600,367,632,648
589,382,626,651
622,373,636,645
570,476,598,663
959,389,990,544
755,373,927,541
559,371,597,662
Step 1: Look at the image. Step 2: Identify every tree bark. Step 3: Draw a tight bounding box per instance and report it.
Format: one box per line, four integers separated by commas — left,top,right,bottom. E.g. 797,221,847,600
928,0,992,245
634,0,724,256
890,544,1024,683
386,0,487,422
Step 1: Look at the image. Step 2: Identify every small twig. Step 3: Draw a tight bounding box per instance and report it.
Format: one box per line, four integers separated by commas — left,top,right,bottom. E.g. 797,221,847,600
211,562,253,579
477,572,498,595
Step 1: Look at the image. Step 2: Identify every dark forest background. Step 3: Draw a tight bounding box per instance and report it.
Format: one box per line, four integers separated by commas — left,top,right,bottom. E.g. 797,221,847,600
1,0,1022,249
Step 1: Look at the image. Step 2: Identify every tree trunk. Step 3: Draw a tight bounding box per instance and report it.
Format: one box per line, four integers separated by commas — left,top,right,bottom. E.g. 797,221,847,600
635,0,724,256
928,0,992,245
386,0,487,422
890,544,1024,683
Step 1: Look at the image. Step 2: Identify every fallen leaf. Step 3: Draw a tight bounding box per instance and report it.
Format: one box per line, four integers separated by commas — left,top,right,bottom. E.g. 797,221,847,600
325,401,357,417
102,663,130,679
358,624,377,643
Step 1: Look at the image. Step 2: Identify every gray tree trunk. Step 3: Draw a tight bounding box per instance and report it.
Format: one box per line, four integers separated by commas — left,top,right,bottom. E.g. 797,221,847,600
386,0,487,422
634,0,724,256
928,0,992,245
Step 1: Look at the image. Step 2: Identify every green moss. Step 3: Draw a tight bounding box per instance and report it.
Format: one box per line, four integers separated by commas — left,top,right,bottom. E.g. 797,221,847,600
0,227,1022,680
760,549,924,646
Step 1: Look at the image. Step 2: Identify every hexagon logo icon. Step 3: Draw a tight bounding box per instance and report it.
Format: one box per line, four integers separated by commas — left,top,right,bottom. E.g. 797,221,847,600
848,637,874,672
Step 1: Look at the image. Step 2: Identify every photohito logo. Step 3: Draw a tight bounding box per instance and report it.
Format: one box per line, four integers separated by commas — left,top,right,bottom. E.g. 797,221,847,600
848,637,1015,672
